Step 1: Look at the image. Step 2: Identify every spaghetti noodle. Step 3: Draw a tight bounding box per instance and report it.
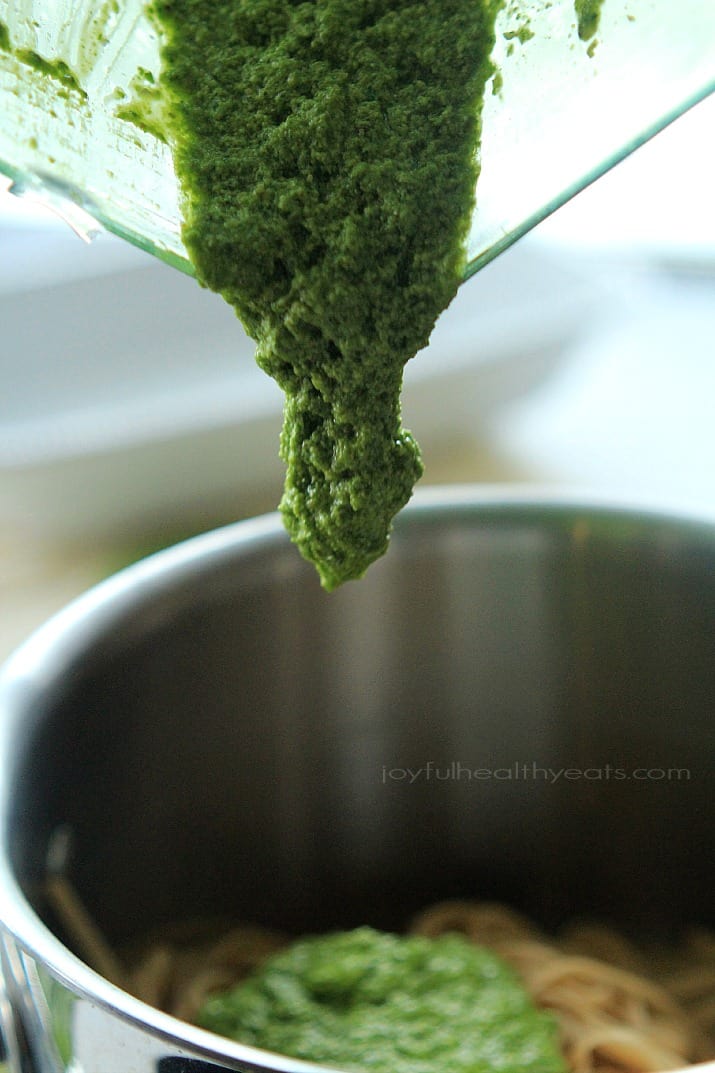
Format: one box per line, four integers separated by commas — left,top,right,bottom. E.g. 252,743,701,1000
411,902,714,1073
45,880,715,1073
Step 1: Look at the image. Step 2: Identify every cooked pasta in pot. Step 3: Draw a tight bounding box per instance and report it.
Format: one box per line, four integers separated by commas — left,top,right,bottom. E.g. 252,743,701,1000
411,902,715,1073
45,879,715,1073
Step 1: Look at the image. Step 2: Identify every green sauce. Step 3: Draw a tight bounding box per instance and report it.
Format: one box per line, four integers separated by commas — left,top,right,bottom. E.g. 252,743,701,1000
0,24,87,98
574,0,605,41
152,0,500,589
198,927,568,1072
115,68,167,141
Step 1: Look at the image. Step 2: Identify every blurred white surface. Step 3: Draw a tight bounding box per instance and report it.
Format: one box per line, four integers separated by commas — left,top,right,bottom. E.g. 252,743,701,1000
537,93,715,260
490,269,715,517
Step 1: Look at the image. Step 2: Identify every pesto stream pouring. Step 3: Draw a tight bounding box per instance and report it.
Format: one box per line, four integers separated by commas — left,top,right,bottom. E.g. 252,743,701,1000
151,0,501,588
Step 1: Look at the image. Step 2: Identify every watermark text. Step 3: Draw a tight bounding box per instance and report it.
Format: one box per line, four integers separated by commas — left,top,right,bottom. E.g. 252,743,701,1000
380,761,691,784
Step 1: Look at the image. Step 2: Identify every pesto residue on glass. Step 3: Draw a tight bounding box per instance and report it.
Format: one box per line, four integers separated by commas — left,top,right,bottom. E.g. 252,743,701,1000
152,0,500,589
115,67,167,141
198,927,568,1073
0,23,86,98
574,0,605,41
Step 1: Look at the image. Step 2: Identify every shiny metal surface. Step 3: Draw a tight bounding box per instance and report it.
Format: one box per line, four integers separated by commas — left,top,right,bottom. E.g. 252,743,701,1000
0,489,714,1073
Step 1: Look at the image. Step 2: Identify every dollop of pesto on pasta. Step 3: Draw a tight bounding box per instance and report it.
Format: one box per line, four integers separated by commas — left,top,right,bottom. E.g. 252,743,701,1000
198,927,568,1072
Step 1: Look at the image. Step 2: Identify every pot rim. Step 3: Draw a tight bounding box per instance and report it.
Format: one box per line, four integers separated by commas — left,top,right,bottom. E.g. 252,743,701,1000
2,483,715,1072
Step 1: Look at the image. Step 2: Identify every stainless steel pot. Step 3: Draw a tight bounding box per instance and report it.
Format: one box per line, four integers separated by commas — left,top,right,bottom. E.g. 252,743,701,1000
0,489,714,1073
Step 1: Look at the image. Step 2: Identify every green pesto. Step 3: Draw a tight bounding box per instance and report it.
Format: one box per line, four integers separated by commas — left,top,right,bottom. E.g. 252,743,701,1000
574,0,605,41
198,928,568,1073
115,67,167,142
0,21,10,52
152,0,500,589
503,25,534,43
15,50,86,96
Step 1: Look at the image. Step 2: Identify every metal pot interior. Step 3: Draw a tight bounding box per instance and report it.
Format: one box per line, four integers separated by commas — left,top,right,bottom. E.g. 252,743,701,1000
3,497,714,976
